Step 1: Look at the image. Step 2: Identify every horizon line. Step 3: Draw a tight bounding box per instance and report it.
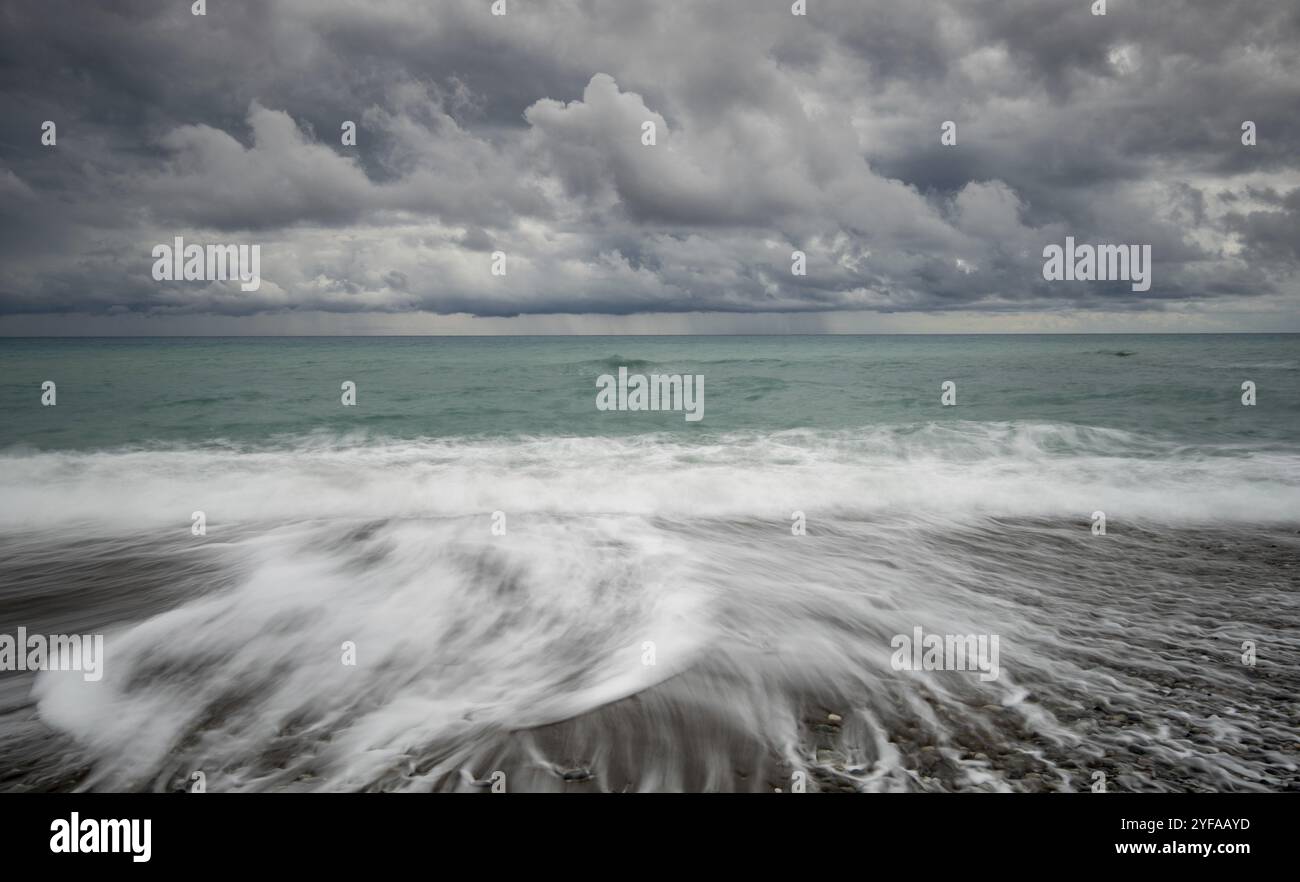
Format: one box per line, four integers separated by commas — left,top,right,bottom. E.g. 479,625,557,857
1,331,1297,339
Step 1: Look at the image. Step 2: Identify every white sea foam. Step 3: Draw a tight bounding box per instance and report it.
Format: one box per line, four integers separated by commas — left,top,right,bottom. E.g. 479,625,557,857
9,422,1300,791
1,422,1297,534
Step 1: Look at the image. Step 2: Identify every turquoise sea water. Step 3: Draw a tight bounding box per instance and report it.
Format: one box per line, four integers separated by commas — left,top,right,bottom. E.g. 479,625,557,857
0,334,1297,793
1,334,1296,449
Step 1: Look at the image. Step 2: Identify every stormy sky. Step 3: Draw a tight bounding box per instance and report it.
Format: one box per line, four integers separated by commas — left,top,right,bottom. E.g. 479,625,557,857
1,0,1297,334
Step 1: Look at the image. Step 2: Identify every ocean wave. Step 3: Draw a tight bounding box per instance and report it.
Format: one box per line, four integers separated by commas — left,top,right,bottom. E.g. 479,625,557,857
5,421,1298,791
31,515,709,790
583,355,656,371
0,422,1296,533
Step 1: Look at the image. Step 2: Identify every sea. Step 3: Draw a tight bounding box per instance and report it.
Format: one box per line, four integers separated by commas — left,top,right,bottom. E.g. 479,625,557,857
0,334,1297,792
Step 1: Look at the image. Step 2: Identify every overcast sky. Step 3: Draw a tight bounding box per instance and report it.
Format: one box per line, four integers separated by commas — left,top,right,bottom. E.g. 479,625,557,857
1,0,1297,334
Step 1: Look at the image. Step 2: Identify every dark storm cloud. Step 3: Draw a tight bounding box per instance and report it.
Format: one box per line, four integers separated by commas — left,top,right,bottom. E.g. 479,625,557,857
0,0,1297,326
